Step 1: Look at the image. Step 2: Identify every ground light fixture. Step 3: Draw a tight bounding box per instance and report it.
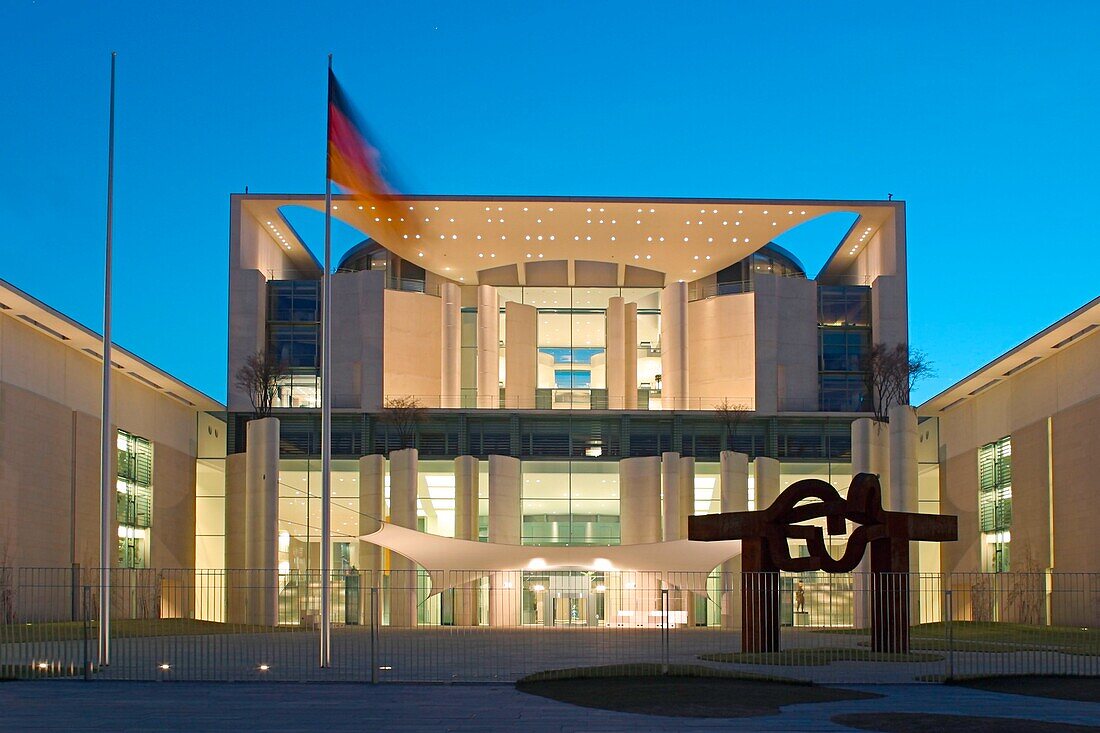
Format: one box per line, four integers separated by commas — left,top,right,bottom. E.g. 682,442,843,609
258,664,270,671
158,663,170,671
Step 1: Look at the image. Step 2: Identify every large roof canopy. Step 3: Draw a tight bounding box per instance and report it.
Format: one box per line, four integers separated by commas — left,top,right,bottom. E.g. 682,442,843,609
242,195,899,286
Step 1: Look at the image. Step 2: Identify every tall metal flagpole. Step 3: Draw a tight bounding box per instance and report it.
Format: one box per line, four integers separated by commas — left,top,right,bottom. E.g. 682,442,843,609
99,51,118,667
320,53,333,668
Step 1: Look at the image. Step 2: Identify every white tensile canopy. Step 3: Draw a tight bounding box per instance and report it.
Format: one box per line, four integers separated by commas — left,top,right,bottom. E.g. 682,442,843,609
360,522,742,594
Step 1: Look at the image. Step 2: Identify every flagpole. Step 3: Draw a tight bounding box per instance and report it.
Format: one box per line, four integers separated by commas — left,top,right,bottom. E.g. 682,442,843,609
320,53,333,668
99,50,117,667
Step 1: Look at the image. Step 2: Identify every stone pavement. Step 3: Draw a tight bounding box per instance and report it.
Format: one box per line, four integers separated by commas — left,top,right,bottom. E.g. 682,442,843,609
1,680,1098,731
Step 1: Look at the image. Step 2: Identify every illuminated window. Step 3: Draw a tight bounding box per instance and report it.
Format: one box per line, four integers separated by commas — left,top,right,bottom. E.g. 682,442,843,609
978,436,1012,572
117,430,153,569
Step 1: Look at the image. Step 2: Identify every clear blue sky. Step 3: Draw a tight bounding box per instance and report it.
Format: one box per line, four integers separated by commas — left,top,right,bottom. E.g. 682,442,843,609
3,1,1097,405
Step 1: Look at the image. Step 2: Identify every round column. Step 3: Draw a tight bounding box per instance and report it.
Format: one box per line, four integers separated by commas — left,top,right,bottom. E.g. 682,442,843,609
245,417,279,626
453,455,480,626
476,285,499,408
388,448,418,628
719,451,749,628
619,456,661,544
661,452,682,541
752,456,780,512
440,282,462,408
488,455,521,627
659,281,689,408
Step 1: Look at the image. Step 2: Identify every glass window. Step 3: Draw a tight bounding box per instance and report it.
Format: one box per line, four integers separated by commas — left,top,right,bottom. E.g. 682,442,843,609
117,429,153,569
978,437,1012,574
268,324,319,369
819,374,867,412
819,328,869,372
819,285,870,327
268,280,319,323
521,461,619,546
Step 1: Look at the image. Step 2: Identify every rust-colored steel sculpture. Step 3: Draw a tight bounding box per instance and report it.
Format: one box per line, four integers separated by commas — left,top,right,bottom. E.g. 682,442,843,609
689,472,957,653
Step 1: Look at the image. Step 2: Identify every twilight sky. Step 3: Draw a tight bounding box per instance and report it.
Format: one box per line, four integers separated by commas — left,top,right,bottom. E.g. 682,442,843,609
2,1,1097,404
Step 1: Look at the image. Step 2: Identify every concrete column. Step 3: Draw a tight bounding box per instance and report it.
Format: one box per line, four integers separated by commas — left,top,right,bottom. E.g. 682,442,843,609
678,456,696,624
624,302,639,409
753,456,780,512
720,451,749,628
852,418,876,475
606,296,626,409
488,455,522,626
619,456,662,544
888,404,920,619
852,417,889,629
661,452,682,541
678,457,695,539
440,282,462,408
388,448,419,627
504,301,537,409
453,456,480,626
245,418,279,626
660,281,689,408
224,453,247,624
888,405,918,514
476,284,499,408
358,454,385,589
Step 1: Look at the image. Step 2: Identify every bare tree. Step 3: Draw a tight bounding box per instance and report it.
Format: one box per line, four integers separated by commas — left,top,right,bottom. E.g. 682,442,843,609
714,398,752,450
234,351,288,419
381,396,426,450
860,343,933,422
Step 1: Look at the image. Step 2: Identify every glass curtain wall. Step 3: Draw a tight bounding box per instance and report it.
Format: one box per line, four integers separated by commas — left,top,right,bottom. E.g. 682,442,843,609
195,412,227,622
491,287,660,410
267,456,864,627
521,461,620,545
267,280,320,408
276,459,361,624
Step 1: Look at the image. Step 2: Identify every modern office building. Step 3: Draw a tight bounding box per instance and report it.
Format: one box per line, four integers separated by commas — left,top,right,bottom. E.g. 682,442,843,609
0,278,223,576
920,296,1100,614
221,194,924,627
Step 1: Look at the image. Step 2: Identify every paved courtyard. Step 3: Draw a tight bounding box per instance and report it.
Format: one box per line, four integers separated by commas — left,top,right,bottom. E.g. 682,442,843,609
6,625,1097,684
1,680,1099,731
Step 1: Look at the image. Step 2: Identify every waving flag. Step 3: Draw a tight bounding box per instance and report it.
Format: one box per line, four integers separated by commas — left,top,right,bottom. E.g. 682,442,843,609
327,70,407,231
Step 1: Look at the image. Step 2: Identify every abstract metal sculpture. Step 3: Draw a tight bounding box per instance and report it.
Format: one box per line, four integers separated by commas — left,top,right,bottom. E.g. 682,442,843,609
689,473,957,653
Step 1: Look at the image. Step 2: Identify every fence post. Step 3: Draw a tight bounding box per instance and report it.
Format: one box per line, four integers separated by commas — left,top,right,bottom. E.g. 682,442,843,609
945,588,954,681
661,587,669,675
71,563,81,622
82,585,91,682
370,584,378,684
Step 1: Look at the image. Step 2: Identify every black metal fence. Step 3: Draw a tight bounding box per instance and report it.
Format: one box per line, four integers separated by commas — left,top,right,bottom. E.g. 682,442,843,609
1,567,1097,683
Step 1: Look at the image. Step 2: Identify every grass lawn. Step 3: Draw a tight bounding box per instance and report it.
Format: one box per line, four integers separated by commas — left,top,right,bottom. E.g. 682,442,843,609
948,675,1100,703
819,621,1100,655
831,712,1099,732
700,648,944,666
516,664,881,718
0,618,310,642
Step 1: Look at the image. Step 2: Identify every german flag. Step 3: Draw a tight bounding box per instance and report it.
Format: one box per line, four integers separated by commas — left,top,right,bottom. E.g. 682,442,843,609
327,70,408,234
